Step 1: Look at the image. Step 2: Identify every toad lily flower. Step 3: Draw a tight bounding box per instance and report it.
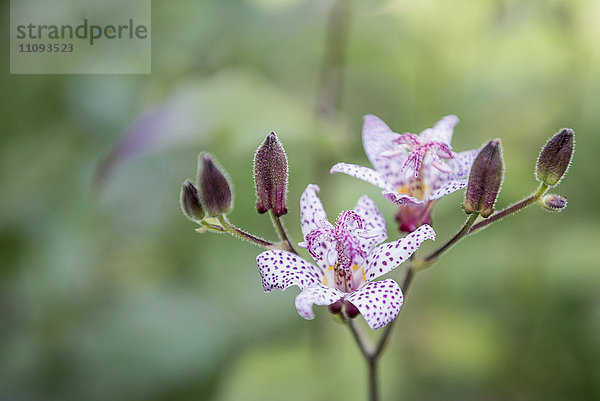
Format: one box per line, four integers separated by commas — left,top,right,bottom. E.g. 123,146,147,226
256,185,435,330
331,115,480,232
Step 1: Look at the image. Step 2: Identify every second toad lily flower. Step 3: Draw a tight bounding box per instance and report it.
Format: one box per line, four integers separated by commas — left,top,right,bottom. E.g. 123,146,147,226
256,185,435,330
331,115,480,232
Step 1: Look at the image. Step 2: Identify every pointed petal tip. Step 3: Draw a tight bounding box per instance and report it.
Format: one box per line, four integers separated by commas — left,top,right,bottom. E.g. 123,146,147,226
382,191,421,206
306,184,320,193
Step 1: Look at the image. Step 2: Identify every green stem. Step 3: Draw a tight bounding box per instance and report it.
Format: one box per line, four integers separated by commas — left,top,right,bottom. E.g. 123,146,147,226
270,211,297,254
468,183,549,234
198,220,226,232
217,215,274,249
373,266,413,359
345,316,377,401
424,212,479,264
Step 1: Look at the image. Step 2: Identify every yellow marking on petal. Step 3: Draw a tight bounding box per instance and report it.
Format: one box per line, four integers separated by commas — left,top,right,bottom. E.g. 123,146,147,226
397,182,429,200
323,277,327,285
351,264,360,271
328,265,334,271
397,185,410,195
361,268,366,282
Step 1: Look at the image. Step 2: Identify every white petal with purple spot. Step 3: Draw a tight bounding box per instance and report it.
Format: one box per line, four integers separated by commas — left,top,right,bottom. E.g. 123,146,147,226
420,115,459,145
346,279,403,330
365,225,436,281
300,185,328,238
295,285,344,320
425,179,468,201
353,195,387,252
330,163,391,191
448,148,480,180
362,115,411,189
257,250,324,292
381,191,422,206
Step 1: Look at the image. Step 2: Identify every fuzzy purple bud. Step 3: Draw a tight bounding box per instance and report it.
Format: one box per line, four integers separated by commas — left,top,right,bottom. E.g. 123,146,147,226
463,139,504,218
540,194,567,212
198,153,232,216
536,128,575,187
254,132,288,217
180,180,205,221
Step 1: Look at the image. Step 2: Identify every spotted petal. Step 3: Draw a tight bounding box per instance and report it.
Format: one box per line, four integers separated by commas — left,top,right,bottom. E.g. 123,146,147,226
365,225,436,281
362,115,410,189
300,184,328,238
447,148,480,180
381,191,422,206
353,195,387,252
330,163,391,191
295,284,344,320
420,115,459,145
257,250,324,292
345,279,403,330
425,179,468,201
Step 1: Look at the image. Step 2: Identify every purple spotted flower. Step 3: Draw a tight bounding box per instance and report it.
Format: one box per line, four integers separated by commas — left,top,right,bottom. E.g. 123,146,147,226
331,115,480,232
256,185,435,330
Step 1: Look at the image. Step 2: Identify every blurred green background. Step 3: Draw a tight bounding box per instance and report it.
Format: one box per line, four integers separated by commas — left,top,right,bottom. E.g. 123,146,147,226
1,0,599,400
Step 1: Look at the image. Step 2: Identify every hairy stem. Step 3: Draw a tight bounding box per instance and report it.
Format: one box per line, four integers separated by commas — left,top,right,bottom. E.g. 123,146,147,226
217,215,274,248
424,212,479,263
468,183,549,234
345,257,416,401
345,316,378,401
270,211,297,254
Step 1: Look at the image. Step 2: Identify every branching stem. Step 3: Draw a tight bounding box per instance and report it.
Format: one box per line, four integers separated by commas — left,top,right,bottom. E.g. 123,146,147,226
270,211,297,254
217,215,274,248
468,183,549,234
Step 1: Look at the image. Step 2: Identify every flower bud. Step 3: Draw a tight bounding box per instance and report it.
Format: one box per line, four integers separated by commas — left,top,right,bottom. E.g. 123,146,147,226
539,194,567,212
344,301,360,319
180,180,205,221
198,153,232,216
536,128,574,187
254,132,288,217
463,139,504,218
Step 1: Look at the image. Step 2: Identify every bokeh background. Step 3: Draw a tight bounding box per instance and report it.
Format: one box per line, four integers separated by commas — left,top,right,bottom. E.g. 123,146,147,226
1,0,599,400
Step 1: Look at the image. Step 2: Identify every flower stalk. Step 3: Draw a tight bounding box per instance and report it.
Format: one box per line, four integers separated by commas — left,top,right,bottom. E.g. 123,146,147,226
423,212,479,264
468,183,549,234
269,210,297,254
216,215,275,249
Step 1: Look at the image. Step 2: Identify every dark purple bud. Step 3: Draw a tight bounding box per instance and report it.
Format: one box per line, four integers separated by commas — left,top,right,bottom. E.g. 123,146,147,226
395,203,433,233
180,180,205,221
198,153,232,216
253,132,288,217
329,300,343,315
344,301,360,319
540,194,567,212
536,128,575,187
463,139,504,218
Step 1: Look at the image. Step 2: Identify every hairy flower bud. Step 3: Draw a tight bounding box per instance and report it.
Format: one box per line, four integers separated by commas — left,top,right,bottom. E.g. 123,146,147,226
540,194,567,212
180,180,205,221
536,128,574,187
463,139,504,218
254,132,288,217
198,153,232,216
